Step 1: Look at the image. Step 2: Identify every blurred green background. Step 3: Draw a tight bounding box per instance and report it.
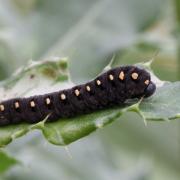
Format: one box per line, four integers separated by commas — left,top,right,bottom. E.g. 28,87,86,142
0,0,180,180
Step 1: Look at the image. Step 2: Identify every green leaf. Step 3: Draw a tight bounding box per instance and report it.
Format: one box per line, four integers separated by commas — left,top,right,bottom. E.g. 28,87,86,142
140,82,180,121
0,151,19,174
0,58,179,147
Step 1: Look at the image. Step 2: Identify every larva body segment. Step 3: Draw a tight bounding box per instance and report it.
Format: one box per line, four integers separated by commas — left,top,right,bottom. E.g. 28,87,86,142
0,100,11,126
0,66,156,126
9,98,25,124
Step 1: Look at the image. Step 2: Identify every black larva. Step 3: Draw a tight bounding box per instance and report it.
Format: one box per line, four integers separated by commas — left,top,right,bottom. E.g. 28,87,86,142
0,66,156,126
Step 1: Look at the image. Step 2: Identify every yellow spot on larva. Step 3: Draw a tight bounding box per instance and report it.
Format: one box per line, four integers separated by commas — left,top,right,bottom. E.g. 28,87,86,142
0,104,5,112
15,102,20,109
109,74,114,81
60,93,66,100
46,98,51,105
86,85,91,92
131,72,138,80
30,101,36,107
75,89,80,96
119,71,125,80
144,80,150,85
96,80,101,86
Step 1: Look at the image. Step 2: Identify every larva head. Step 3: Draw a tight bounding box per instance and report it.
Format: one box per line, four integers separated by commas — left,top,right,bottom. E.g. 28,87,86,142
125,66,156,99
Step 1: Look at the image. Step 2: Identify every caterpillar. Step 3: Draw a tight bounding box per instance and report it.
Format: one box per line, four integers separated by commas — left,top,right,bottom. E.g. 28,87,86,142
0,65,156,126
